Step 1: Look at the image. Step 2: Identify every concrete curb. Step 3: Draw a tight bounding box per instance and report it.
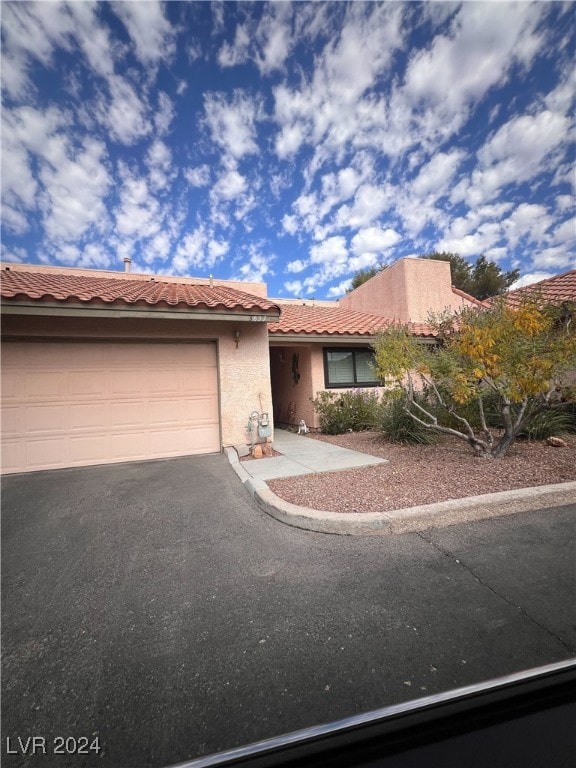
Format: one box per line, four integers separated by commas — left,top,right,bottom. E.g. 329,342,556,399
225,448,576,535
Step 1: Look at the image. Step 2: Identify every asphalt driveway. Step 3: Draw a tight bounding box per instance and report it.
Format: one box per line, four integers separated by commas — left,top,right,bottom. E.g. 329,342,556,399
2,455,575,768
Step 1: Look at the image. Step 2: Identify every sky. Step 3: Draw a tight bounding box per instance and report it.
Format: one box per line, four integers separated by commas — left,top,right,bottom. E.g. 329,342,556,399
1,1,575,299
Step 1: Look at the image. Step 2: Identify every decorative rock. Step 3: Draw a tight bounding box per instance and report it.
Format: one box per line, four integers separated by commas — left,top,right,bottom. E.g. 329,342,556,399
234,444,251,458
546,436,567,447
252,444,263,458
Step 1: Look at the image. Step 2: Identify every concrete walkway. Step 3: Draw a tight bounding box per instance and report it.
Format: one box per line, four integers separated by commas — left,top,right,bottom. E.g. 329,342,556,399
238,428,387,481
226,431,576,536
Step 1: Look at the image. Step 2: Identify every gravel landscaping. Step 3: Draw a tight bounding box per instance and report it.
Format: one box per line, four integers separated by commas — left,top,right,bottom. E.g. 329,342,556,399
267,431,576,513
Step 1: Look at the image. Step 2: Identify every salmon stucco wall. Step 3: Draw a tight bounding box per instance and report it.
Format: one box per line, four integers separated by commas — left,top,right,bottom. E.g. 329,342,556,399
2,314,273,448
272,343,386,431
339,258,477,322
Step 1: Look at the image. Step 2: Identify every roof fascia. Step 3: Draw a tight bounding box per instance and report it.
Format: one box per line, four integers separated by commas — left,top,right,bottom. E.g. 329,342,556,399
269,333,437,345
1,301,279,323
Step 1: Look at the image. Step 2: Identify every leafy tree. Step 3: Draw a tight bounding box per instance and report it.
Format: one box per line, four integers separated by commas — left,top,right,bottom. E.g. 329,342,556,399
470,255,520,300
372,297,576,458
421,253,520,300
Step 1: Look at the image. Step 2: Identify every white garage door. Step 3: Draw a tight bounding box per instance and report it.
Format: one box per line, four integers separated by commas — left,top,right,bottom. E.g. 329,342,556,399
1,341,220,474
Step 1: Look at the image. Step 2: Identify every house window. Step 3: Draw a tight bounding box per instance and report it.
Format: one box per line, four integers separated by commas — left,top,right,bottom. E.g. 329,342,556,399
323,348,379,388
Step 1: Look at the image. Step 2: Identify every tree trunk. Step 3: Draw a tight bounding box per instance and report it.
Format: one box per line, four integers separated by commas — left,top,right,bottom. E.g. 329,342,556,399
492,430,517,458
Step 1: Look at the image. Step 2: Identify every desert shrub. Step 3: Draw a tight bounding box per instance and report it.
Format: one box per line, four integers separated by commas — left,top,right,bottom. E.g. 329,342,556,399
311,389,382,434
518,404,576,441
378,391,438,445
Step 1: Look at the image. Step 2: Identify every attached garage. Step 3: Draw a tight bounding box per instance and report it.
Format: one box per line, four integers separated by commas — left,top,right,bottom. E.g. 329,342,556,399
1,264,280,474
1,341,220,474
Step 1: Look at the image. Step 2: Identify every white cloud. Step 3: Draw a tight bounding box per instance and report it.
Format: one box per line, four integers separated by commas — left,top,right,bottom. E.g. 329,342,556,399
1,244,27,263
149,232,172,261
2,103,111,243
552,217,576,246
556,195,573,213
310,236,348,265
255,2,293,75
351,227,401,257
531,247,575,271
114,166,160,241
284,279,303,296
185,165,211,187
282,214,299,236
172,225,229,273
154,92,175,136
1,1,118,99
100,75,152,145
460,110,570,206
211,169,247,202
39,138,111,241
411,150,465,198
218,23,251,68
286,259,307,273
203,90,261,161
511,272,557,290
502,203,552,248
76,243,113,269
272,3,403,165
327,279,353,298
436,223,502,258
112,1,176,67
335,185,389,229
208,239,229,261
236,246,274,282
1,205,29,235
396,2,546,152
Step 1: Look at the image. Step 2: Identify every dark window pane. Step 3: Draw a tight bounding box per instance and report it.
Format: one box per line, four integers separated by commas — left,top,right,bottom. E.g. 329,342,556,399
327,350,354,385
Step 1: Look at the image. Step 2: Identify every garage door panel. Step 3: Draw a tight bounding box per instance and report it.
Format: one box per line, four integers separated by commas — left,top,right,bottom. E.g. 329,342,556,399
185,396,219,421
110,432,149,460
69,371,106,397
148,370,181,394
2,406,22,435
148,399,184,425
69,403,108,430
109,370,148,396
109,401,146,427
26,437,69,469
69,435,111,463
184,426,221,453
25,372,64,399
1,341,220,473
150,429,187,455
26,404,69,432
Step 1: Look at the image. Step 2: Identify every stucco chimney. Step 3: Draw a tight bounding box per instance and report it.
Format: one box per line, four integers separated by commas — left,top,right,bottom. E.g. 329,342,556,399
123,256,131,273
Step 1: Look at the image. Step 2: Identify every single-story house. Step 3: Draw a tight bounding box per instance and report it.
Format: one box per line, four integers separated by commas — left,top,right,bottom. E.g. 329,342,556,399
1,263,280,474
269,257,486,429
4,256,549,474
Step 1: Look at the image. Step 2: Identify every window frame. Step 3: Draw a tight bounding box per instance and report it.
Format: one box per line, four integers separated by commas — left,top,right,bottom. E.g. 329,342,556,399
323,347,380,389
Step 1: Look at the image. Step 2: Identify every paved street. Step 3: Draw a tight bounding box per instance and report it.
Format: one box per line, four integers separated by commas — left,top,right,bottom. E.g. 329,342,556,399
2,455,575,768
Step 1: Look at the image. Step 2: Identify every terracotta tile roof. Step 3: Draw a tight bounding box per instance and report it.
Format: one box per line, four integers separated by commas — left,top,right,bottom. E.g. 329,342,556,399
268,303,436,337
451,286,489,308
0,268,280,315
500,269,576,308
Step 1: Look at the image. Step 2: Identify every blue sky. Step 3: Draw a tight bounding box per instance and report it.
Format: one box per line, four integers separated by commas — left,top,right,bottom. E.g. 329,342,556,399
1,1,575,298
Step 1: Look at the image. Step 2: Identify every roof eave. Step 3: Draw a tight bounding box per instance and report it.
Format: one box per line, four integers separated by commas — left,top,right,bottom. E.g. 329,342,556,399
268,331,437,343
1,300,280,323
